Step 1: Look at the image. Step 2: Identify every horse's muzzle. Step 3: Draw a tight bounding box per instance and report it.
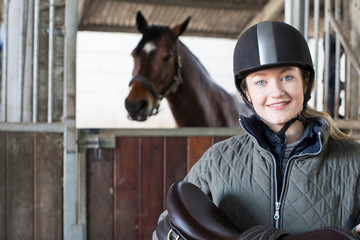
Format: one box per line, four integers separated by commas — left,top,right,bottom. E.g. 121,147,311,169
125,98,150,121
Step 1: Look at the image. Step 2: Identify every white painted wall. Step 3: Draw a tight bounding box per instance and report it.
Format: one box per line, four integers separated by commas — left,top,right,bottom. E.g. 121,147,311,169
76,32,238,128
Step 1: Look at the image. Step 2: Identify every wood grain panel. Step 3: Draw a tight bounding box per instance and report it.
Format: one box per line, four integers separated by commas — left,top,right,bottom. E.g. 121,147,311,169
114,137,140,239
140,137,164,240
213,136,230,144
6,132,34,239
187,136,212,171
86,135,234,239
87,148,114,240
34,133,63,240
163,137,187,206
0,133,5,239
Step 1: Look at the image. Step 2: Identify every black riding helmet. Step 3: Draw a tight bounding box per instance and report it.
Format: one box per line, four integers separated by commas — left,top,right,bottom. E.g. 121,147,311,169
233,21,315,137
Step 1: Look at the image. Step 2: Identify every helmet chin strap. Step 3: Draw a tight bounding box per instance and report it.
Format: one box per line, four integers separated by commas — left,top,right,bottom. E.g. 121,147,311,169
276,105,307,138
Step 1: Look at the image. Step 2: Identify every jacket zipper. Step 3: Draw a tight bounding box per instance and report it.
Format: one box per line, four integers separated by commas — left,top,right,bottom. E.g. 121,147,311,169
239,118,283,228
272,131,324,229
239,118,325,229
274,201,281,226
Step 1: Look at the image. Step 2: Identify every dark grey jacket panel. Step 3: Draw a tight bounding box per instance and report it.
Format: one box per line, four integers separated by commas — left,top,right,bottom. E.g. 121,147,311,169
184,119,360,234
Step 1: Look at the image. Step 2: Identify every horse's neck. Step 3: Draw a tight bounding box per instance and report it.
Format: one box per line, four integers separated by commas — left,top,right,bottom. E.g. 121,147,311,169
177,42,212,86
166,42,231,126
171,42,213,99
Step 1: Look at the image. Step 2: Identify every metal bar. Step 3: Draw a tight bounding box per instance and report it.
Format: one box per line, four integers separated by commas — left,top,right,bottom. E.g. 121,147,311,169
327,3,360,120
343,2,351,119
0,122,64,132
1,0,9,122
334,0,341,120
64,0,81,238
293,0,300,29
303,0,309,41
313,0,320,109
327,7,360,76
345,59,351,119
33,0,40,123
284,0,292,24
78,127,245,137
323,0,331,113
19,0,27,122
48,0,55,123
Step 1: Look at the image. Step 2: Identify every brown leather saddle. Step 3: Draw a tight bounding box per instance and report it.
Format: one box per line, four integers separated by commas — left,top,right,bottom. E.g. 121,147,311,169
156,181,240,240
156,181,360,240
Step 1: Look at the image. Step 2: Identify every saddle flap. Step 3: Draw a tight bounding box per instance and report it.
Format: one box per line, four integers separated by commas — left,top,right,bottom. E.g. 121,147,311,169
166,181,240,240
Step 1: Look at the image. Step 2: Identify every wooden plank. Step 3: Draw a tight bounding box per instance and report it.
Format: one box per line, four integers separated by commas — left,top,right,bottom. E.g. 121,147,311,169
140,137,164,240
114,137,140,239
87,148,114,240
187,136,212,171
52,5,65,122
163,137,187,206
6,132,34,239
213,136,230,144
0,133,5,239
34,133,63,240
36,6,50,122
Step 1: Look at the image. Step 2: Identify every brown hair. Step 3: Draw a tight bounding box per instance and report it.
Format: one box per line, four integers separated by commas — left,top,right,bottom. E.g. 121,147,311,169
300,69,356,140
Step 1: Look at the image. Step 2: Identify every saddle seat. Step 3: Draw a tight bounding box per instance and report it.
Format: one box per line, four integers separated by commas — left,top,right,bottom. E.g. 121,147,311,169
158,181,240,240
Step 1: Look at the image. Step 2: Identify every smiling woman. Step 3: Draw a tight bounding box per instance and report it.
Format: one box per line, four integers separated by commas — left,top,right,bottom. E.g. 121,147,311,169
153,21,360,240
76,31,237,128
243,66,305,136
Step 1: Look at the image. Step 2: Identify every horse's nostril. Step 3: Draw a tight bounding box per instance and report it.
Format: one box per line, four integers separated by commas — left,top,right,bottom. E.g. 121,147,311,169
125,98,148,116
139,99,148,110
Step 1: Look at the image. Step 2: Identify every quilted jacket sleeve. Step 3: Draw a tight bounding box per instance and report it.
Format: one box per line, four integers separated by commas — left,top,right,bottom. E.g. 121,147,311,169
152,147,214,240
183,148,213,196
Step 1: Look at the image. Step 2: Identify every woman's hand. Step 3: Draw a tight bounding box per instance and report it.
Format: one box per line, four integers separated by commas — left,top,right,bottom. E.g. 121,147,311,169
355,224,360,234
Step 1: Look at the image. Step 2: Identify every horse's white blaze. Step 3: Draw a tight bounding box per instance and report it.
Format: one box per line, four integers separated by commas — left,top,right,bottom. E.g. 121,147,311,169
143,41,156,53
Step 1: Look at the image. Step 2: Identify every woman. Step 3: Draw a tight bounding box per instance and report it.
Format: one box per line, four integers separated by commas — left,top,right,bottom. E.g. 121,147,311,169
154,21,360,239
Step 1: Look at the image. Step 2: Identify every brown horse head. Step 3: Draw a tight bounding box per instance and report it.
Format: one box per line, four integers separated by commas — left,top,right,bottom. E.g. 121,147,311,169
125,11,191,121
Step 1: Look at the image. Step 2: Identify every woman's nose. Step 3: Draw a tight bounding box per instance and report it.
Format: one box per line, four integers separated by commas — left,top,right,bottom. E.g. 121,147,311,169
270,81,285,97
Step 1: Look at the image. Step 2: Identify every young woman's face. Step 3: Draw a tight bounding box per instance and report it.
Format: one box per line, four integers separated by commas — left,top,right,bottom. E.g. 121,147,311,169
245,66,306,132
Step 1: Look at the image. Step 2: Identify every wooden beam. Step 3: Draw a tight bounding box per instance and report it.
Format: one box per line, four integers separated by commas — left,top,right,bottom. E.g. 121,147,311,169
110,0,267,10
240,0,285,36
77,0,91,24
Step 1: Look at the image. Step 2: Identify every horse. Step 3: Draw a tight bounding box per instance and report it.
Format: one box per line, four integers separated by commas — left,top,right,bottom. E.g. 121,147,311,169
125,11,252,127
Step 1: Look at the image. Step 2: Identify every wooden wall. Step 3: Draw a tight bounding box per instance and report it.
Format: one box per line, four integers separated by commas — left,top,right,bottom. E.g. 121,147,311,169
0,132,230,239
87,135,229,240
0,132,63,240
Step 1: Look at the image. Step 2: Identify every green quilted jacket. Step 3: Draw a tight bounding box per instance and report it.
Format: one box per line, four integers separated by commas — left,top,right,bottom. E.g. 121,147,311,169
184,116,360,234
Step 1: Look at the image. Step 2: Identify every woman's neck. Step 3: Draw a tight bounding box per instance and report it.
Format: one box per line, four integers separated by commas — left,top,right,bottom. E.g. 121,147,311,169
284,121,305,144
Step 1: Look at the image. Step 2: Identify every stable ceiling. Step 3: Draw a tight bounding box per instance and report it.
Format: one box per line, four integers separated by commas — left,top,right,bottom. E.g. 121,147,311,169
77,0,285,39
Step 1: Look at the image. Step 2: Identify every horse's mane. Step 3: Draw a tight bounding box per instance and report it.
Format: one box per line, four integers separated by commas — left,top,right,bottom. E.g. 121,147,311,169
177,40,214,81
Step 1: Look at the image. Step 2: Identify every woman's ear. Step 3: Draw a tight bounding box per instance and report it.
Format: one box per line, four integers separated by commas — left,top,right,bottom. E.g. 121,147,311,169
245,91,252,103
303,77,309,93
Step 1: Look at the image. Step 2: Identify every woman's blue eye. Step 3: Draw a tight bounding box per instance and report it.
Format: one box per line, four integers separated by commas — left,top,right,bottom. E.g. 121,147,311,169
283,75,293,81
256,80,265,86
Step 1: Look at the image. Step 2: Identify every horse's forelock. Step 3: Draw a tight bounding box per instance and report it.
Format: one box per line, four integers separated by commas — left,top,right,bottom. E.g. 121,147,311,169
134,26,172,55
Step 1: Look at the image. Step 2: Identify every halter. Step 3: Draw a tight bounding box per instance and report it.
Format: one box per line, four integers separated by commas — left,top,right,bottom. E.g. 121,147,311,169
129,55,183,116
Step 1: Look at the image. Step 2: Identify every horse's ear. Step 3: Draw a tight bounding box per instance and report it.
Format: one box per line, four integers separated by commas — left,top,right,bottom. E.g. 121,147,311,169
136,11,148,33
172,16,191,37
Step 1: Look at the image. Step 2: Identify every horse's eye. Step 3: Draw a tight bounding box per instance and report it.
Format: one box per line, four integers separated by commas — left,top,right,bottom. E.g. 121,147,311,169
163,54,172,62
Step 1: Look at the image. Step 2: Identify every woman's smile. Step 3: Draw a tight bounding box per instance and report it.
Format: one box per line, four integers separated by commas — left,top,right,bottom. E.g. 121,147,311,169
267,101,290,110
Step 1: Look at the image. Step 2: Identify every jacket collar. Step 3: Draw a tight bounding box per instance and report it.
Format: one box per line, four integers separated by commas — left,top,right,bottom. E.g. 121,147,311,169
239,114,327,157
